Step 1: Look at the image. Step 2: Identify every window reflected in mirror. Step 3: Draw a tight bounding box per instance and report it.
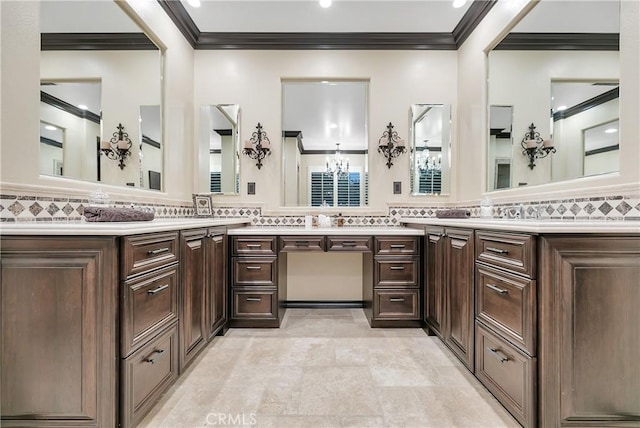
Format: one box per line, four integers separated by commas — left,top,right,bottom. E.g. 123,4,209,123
487,0,620,191
199,105,240,194
282,80,369,207
409,104,451,195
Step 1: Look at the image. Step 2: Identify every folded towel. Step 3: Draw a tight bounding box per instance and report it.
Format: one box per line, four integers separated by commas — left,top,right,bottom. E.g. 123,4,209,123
435,209,470,219
84,206,154,222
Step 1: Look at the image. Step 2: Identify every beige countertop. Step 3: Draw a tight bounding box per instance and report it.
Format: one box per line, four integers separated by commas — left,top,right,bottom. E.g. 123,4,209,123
227,227,424,236
399,217,640,234
0,218,250,236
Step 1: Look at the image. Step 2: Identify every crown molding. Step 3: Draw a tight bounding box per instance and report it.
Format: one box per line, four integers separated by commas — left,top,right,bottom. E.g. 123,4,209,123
41,33,158,50
452,0,497,48
156,0,199,48
494,32,619,51
553,87,619,122
41,91,101,124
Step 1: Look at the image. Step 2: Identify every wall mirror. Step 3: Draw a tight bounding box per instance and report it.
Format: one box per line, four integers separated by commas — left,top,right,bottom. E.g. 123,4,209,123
39,0,163,190
487,0,620,191
409,104,451,195
199,104,240,194
282,80,369,207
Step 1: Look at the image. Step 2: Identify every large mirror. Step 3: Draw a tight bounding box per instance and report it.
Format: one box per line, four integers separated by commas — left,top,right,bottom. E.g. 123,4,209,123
39,0,163,190
409,104,451,195
199,105,240,194
282,80,369,207
487,0,620,191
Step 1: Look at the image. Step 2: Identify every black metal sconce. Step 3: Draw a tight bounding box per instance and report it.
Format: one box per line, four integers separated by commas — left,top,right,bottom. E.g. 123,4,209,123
100,123,132,170
521,122,556,170
243,122,271,169
377,122,406,168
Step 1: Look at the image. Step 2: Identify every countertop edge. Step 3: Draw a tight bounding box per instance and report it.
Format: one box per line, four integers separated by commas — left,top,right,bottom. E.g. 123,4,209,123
227,227,424,236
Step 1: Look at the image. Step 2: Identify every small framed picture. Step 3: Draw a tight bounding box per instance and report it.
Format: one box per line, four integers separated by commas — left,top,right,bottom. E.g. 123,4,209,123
192,194,213,217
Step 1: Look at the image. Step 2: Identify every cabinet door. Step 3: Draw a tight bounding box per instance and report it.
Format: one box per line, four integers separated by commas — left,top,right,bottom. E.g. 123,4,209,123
207,231,227,339
444,228,475,370
179,229,207,371
425,226,445,337
1,237,117,428
539,235,640,427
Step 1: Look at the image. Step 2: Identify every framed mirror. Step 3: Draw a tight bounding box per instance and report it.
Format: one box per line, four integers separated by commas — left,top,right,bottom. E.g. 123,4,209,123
199,105,240,194
409,104,451,195
39,0,163,190
487,0,620,190
282,80,369,207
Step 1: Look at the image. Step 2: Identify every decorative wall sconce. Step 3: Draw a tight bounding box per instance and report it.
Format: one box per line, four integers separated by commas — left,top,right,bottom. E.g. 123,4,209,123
243,122,271,169
521,122,556,170
326,142,349,176
100,123,132,170
377,122,406,168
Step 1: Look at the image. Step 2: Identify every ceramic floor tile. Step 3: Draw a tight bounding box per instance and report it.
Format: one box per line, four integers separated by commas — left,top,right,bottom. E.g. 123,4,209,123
139,309,520,428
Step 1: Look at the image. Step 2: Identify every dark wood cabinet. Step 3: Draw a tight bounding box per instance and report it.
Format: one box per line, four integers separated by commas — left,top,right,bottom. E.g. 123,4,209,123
206,229,227,340
538,235,640,427
443,228,475,371
179,229,208,371
1,237,118,428
424,226,446,338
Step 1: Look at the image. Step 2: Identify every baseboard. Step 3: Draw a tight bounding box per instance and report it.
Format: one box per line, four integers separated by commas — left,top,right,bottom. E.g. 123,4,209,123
284,300,364,309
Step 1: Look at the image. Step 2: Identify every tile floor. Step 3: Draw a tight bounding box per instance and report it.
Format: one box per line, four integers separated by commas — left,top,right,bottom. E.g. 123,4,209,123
138,309,520,428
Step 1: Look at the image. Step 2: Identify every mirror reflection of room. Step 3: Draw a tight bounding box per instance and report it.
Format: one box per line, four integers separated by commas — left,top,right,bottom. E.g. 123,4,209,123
487,0,620,191
39,0,163,190
409,104,451,195
282,80,369,207
199,105,240,194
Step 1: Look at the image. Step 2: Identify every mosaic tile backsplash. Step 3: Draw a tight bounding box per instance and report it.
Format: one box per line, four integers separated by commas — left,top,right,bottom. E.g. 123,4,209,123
1,192,638,224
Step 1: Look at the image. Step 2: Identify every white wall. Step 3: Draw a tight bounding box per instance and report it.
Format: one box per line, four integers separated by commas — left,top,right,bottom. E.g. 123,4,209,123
0,1,195,203
286,253,363,301
195,50,458,212
584,149,619,177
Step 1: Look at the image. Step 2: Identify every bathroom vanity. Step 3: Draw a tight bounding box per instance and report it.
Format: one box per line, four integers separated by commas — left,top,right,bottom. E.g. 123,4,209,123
1,218,638,428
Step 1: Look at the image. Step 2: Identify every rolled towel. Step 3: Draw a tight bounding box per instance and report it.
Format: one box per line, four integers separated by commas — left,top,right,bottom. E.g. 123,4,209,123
84,206,154,222
435,209,470,219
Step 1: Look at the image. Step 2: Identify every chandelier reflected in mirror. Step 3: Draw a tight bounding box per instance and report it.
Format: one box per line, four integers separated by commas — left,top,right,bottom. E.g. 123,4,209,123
326,142,349,176
417,141,442,172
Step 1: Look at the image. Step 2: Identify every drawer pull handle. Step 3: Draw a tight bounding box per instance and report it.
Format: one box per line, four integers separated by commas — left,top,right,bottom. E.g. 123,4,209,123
342,242,357,247
486,246,509,255
246,297,262,302
389,266,405,270
389,297,405,302
390,244,406,249
486,283,508,295
145,349,165,364
488,347,510,363
147,284,169,295
147,247,170,255
246,244,262,248
295,241,310,246
245,266,262,270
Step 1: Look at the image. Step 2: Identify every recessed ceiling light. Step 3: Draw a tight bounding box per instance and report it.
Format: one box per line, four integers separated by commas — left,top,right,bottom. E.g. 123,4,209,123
77,104,88,110
329,123,338,129
45,125,57,131
187,0,201,8
321,80,329,84
556,105,567,111
604,128,618,133
452,0,467,8
319,0,332,8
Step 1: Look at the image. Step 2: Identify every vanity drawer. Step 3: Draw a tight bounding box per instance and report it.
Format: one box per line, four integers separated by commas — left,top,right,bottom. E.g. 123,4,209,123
476,265,536,355
375,258,418,287
121,232,179,279
279,236,326,252
475,322,536,428
374,237,419,255
327,236,372,252
476,231,536,278
121,323,178,428
232,290,277,319
374,290,420,319
121,265,179,357
232,258,277,286
232,237,277,256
